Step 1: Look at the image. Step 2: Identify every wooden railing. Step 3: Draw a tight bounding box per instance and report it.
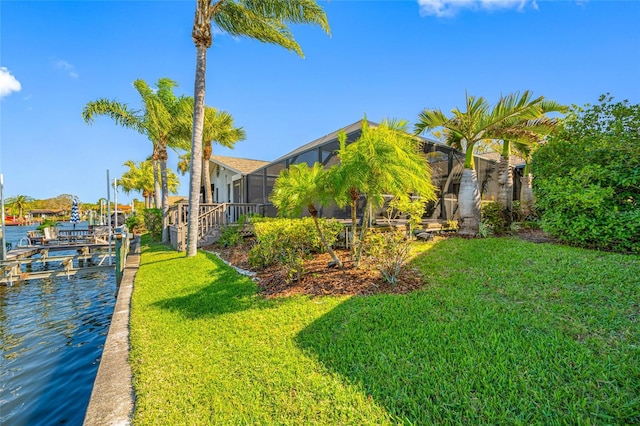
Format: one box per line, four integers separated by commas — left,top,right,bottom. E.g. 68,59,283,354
168,203,261,251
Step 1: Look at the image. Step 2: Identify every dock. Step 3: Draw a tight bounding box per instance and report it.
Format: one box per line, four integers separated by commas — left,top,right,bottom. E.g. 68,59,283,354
1,227,131,286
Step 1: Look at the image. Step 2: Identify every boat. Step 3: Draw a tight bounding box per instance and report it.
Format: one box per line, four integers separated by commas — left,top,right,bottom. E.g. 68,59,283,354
5,215,25,226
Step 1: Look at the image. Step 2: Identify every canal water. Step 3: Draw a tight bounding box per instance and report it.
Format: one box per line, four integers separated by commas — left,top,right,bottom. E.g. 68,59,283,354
0,224,116,425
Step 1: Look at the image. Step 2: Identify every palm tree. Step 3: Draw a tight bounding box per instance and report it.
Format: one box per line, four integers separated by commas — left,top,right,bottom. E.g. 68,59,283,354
6,195,33,222
270,162,343,268
83,78,191,243
496,100,566,223
176,106,246,203
334,119,437,266
186,0,331,257
414,91,552,236
119,160,180,208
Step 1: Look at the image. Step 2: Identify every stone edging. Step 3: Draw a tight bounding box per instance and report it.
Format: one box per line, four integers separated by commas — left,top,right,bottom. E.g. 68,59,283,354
83,237,140,425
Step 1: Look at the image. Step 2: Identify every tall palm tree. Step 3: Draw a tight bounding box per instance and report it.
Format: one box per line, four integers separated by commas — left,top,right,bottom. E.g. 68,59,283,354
186,0,331,257
201,109,246,203
270,162,343,268
496,100,566,222
83,78,191,243
176,106,246,203
415,91,551,236
334,119,437,266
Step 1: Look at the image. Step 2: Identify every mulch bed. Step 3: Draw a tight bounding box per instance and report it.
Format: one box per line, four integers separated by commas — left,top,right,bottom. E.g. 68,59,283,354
203,238,426,298
204,228,558,298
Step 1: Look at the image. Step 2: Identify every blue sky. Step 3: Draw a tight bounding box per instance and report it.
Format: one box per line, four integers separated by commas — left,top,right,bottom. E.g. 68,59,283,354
1,0,639,204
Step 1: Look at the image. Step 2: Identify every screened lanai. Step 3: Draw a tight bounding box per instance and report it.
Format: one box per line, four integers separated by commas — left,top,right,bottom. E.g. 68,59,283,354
243,120,502,223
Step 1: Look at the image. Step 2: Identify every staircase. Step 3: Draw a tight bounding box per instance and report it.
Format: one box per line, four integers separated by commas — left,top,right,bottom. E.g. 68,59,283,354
168,203,261,251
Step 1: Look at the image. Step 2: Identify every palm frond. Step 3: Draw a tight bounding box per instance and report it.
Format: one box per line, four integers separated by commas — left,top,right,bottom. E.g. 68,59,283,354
81,99,144,133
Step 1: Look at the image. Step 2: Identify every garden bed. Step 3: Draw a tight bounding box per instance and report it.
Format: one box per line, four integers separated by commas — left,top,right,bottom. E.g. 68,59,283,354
205,237,427,298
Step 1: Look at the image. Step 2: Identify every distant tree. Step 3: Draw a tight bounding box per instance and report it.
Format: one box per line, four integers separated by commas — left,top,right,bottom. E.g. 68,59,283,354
83,78,191,243
270,162,343,268
119,160,179,208
415,91,555,236
6,195,33,219
533,94,640,252
185,0,331,257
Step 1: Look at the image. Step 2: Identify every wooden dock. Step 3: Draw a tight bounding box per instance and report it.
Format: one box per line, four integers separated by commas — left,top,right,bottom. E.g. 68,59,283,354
1,241,116,285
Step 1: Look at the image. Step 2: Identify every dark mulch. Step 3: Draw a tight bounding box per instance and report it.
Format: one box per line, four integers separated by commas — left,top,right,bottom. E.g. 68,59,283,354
203,238,426,298
204,228,557,298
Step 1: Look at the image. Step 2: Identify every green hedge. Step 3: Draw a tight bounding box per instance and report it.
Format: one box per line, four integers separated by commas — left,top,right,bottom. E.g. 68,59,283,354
533,95,640,253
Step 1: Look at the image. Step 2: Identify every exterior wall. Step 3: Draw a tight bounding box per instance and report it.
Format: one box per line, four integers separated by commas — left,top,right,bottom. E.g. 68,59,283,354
207,165,242,203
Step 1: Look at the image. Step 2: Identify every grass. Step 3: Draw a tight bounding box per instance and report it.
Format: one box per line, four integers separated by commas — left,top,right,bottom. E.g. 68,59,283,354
130,236,640,425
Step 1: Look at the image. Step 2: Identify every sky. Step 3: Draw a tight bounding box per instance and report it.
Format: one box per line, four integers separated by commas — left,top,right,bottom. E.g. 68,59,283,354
1,0,639,204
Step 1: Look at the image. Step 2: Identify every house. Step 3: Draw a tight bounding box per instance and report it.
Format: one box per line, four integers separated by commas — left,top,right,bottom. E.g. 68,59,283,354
28,209,64,219
242,119,502,222
207,155,270,203
171,120,506,250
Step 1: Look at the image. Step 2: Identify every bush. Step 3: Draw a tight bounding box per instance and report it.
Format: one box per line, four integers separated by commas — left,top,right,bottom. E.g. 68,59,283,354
532,95,640,252
217,215,250,248
37,219,58,231
125,212,145,235
481,201,510,235
249,217,343,280
363,231,412,284
143,208,162,241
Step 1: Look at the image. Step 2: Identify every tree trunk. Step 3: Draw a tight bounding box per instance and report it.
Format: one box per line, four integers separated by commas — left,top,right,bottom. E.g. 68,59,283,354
202,141,212,203
186,44,207,256
310,207,343,269
353,200,370,268
457,168,481,237
349,188,359,257
152,152,161,209
520,172,535,218
497,154,513,225
159,144,170,244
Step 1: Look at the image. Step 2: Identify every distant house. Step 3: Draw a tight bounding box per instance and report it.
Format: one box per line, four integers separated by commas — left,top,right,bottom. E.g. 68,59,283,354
207,155,270,203
29,209,64,219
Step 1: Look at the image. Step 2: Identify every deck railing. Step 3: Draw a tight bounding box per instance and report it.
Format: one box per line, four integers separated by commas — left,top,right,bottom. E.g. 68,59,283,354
168,203,261,251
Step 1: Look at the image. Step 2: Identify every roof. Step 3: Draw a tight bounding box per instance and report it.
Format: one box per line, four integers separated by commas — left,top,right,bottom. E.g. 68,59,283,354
29,209,63,214
254,119,446,173
168,195,188,205
210,155,270,175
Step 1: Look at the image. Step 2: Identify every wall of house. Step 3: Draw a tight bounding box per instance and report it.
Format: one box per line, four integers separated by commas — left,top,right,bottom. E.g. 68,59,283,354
209,163,244,203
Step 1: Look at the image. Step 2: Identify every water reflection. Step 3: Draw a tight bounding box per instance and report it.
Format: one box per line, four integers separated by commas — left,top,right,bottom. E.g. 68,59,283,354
1,226,116,425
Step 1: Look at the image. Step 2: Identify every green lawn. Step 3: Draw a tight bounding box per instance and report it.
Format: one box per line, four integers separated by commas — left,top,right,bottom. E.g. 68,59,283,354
130,237,639,425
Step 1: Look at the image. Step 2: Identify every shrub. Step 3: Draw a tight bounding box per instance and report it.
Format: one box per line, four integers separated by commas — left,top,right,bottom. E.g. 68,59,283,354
143,208,162,241
125,212,145,235
217,215,249,248
37,219,58,231
249,217,343,280
533,95,640,252
363,231,412,284
481,201,510,235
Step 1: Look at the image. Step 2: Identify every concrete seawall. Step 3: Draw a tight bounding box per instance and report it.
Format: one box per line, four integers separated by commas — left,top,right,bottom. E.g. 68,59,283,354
84,237,140,425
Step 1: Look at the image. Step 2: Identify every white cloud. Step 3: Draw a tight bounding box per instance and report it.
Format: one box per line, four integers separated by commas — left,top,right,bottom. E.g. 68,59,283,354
418,0,538,17
53,59,79,78
0,67,22,98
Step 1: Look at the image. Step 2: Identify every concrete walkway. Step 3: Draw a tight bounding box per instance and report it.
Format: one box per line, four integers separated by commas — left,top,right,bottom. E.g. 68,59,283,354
83,237,140,425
